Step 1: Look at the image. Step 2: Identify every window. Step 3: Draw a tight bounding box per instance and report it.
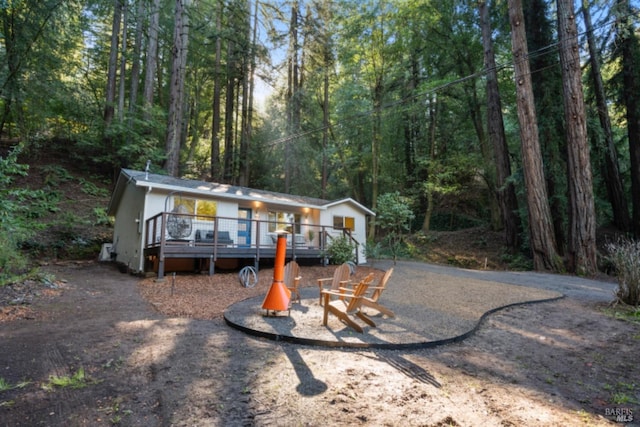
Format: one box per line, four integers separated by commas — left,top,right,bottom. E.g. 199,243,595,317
172,196,194,214
333,215,355,231
268,211,301,233
172,196,217,219
196,200,217,219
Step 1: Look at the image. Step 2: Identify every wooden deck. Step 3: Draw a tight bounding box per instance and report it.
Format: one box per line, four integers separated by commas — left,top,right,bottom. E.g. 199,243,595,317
144,241,325,279
143,212,360,280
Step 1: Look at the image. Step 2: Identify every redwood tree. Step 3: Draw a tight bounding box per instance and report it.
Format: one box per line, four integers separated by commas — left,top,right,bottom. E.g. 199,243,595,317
508,0,561,271
582,0,630,232
557,0,597,274
480,0,521,250
614,0,640,237
165,0,190,177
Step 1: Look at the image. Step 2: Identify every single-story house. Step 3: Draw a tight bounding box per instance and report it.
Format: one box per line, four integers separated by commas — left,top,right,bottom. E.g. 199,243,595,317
106,168,375,279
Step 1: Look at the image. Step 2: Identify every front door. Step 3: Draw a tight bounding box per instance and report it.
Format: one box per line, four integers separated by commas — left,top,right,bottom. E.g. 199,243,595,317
237,208,252,247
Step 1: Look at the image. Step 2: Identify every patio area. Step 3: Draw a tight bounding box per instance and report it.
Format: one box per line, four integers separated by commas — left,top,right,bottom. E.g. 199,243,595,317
224,262,565,349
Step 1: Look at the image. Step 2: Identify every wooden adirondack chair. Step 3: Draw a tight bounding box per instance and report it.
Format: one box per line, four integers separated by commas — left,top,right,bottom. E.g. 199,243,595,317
284,260,302,304
361,268,395,318
316,263,351,305
321,273,376,333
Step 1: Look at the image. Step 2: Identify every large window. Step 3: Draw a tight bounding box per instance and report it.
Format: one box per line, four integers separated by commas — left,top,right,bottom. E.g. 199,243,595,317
172,196,217,219
268,211,301,233
333,215,355,231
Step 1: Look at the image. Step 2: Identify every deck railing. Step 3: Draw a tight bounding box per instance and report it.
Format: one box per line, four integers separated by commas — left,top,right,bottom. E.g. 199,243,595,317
143,212,362,279
144,212,360,262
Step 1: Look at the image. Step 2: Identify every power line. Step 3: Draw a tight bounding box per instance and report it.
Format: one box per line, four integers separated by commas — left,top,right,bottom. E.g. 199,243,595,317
260,6,635,148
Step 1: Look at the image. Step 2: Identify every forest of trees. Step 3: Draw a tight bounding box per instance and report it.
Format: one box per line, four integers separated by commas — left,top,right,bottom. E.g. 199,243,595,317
1,0,639,274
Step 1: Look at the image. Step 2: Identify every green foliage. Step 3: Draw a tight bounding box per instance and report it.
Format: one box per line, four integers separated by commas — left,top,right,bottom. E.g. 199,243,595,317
363,238,382,262
603,305,640,324
93,207,113,227
0,0,628,269
376,192,416,263
41,367,98,391
499,250,534,271
0,147,49,283
326,235,355,265
78,178,109,197
605,238,640,306
376,192,415,234
106,111,167,170
0,377,31,392
0,230,29,286
74,108,166,174
429,213,485,231
42,165,73,186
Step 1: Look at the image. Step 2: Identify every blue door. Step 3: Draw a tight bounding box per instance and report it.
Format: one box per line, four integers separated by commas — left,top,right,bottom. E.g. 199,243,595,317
237,208,252,247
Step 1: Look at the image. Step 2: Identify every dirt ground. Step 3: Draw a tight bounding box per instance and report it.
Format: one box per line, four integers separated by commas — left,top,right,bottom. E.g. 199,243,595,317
1,260,639,426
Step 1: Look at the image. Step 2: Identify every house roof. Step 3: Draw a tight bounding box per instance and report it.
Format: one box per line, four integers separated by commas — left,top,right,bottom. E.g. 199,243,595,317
108,168,375,216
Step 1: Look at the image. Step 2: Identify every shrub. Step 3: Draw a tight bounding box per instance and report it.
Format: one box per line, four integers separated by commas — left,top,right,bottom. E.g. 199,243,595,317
0,229,29,286
605,238,640,306
0,146,37,285
375,192,415,264
326,235,354,264
364,238,381,263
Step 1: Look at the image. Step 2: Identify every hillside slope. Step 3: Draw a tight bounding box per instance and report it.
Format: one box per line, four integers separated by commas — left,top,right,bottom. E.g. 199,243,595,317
10,144,113,260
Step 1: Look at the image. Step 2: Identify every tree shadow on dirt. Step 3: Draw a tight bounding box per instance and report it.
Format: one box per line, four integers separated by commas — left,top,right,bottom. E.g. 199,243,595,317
364,352,441,388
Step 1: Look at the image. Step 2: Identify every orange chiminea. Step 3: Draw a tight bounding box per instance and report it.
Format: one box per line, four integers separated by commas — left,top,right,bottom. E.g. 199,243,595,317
262,232,291,315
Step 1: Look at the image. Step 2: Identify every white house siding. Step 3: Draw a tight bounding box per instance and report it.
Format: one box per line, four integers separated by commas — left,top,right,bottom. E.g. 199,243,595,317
108,169,375,273
112,184,146,273
321,202,369,263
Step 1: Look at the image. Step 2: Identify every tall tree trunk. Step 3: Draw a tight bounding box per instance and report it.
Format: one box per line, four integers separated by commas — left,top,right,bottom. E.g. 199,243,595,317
234,77,242,182
321,59,330,199
0,6,21,137
557,0,597,274
366,14,386,240
615,0,640,237
368,78,382,239
421,94,438,233
316,0,333,199
238,0,253,187
582,0,630,232
210,5,223,181
525,0,567,254
143,0,160,121
165,0,190,177
508,0,561,271
480,0,521,250
285,1,300,193
129,0,145,114
185,94,198,171
117,0,127,122
243,0,259,187
457,54,501,231
223,38,236,182
104,0,122,130
403,54,419,184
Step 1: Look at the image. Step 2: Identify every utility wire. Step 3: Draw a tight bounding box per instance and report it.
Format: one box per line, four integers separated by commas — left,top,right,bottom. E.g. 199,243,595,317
260,7,636,148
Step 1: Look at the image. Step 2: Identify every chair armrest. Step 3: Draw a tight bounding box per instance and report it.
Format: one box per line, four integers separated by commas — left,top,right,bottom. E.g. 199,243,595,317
321,289,347,297
317,278,333,285
322,288,360,298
